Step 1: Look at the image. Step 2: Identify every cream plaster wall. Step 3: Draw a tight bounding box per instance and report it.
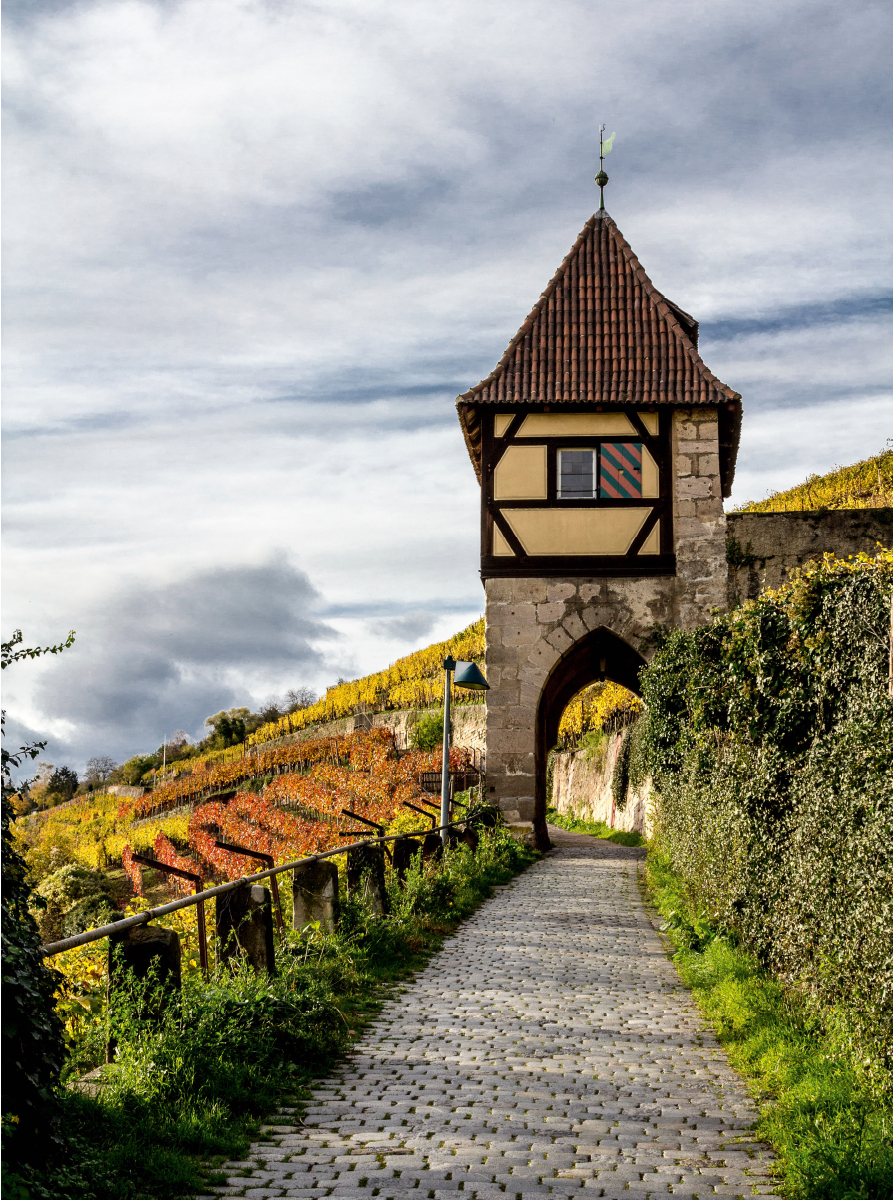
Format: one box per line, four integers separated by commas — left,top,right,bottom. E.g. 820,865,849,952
516,412,636,437
640,445,659,497
502,507,651,555
493,444,548,500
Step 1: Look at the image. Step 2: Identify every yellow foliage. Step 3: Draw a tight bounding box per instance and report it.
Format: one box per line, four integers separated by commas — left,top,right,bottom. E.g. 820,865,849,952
14,793,190,878
557,681,641,740
128,814,190,854
14,792,124,876
247,618,485,746
156,742,244,782
385,808,437,838
734,449,893,513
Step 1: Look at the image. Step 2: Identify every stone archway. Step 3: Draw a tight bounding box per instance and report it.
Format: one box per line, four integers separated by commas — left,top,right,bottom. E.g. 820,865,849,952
533,627,647,847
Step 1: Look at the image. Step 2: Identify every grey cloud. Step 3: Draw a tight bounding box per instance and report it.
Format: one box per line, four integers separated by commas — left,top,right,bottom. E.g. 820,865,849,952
30,558,339,763
702,296,893,343
366,610,442,643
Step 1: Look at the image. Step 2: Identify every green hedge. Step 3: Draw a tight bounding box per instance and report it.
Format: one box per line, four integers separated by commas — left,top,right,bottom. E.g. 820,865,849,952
637,550,893,1094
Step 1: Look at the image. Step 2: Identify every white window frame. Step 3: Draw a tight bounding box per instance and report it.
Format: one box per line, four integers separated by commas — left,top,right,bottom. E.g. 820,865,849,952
557,447,597,500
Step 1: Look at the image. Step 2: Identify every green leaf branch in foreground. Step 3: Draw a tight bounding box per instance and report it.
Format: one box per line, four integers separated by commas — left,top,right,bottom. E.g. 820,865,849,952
2,628,75,1174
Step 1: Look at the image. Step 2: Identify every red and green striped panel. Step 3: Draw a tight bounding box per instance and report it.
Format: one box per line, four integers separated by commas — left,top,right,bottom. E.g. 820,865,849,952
600,442,643,498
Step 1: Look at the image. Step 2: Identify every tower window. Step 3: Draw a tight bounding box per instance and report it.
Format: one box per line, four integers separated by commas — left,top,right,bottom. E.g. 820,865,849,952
558,449,595,499
600,442,643,498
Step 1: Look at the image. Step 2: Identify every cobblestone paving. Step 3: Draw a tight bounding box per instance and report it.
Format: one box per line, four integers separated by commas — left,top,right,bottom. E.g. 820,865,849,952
205,828,777,1200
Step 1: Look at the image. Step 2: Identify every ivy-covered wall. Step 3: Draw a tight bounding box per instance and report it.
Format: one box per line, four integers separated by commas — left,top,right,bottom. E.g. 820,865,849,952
634,550,893,1092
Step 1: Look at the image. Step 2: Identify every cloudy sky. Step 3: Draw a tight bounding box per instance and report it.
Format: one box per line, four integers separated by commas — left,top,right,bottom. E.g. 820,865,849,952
3,0,891,772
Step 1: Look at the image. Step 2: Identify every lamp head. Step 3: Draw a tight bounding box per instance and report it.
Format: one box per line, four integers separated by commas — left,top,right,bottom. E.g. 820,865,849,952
453,660,490,691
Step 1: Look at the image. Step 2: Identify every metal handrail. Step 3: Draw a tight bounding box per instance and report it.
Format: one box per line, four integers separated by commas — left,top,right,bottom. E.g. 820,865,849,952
39,818,468,959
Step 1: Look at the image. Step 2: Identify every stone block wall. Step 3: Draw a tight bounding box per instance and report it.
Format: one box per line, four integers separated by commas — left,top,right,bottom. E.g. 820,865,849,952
549,732,650,836
727,508,893,605
672,409,729,626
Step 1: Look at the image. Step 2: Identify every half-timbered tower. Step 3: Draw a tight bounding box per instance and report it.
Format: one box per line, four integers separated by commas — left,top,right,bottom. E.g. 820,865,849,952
455,209,742,847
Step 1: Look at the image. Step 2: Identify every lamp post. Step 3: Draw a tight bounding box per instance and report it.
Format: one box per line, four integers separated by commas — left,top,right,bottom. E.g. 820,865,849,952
440,656,490,844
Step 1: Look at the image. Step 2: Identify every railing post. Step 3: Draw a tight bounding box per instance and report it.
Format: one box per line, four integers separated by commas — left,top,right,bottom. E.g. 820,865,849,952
392,834,421,881
347,842,389,915
214,840,284,937
132,853,208,975
106,924,181,1063
292,858,340,933
215,883,275,975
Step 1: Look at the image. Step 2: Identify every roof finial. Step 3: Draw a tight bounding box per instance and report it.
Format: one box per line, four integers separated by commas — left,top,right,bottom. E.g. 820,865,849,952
595,124,615,213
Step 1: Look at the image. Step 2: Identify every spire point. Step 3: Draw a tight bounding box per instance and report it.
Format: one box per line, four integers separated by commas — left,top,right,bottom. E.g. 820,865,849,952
595,124,615,211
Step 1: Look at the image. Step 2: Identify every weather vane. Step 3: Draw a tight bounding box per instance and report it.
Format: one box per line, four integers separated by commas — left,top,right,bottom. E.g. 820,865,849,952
596,124,615,212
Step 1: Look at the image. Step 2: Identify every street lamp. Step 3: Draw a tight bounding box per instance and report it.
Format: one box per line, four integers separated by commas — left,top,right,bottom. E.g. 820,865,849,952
440,656,490,843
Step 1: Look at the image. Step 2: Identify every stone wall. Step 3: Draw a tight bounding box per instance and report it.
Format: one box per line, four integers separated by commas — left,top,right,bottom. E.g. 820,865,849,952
485,407,727,822
246,705,486,756
549,732,650,835
726,508,893,605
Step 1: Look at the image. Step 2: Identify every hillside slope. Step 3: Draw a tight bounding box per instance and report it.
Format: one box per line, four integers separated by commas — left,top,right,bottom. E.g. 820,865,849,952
247,618,486,746
734,448,892,513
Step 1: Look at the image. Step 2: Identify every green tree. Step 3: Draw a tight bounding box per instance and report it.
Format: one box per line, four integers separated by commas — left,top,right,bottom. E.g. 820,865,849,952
1,629,73,1167
112,753,157,786
45,765,79,804
204,707,250,749
411,710,445,751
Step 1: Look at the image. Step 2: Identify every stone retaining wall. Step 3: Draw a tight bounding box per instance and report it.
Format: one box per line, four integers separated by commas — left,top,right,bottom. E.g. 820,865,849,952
246,705,486,756
726,507,893,605
549,731,650,835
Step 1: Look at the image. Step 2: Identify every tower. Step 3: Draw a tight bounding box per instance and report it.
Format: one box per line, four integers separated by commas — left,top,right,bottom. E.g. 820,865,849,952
455,208,742,847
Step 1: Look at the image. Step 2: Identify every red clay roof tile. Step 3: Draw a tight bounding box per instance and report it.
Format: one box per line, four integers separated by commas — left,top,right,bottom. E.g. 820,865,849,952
456,211,742,496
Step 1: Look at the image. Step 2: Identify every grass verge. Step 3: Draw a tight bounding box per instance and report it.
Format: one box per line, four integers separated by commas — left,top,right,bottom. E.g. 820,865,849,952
546,805,645,846
645,843,893,1200
9,827,537,1200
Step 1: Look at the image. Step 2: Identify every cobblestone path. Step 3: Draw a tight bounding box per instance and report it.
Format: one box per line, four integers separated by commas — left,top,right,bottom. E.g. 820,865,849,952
208,829,777,1200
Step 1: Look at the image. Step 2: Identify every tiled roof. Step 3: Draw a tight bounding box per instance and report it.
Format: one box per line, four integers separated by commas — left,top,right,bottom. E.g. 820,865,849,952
456,211,742,497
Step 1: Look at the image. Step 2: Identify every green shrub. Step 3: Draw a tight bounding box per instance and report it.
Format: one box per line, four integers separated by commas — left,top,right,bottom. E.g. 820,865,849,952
60,895,120,939
410,710,445,751
35,864,113,911
31,864,116,943
647,847,893,1200
639,550,893,1095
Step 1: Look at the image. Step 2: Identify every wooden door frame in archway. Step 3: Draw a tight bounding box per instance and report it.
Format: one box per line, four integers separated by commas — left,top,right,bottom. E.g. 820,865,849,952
533,626,647,847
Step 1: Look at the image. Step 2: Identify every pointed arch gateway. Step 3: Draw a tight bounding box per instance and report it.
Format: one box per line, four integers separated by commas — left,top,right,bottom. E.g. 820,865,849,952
533,627,646,846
